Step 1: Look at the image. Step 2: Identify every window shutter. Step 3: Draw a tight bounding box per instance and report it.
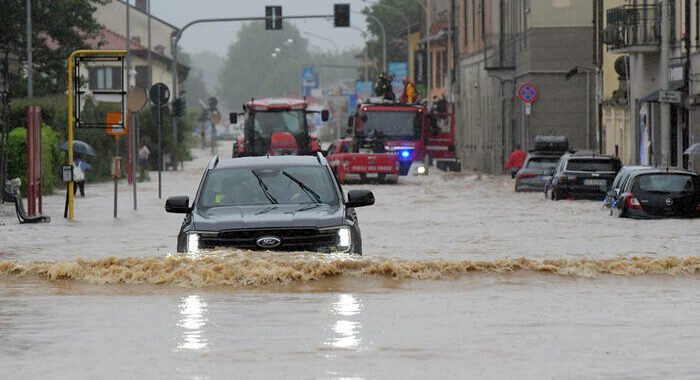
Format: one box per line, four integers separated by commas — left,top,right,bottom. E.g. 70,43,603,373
111,67,123,90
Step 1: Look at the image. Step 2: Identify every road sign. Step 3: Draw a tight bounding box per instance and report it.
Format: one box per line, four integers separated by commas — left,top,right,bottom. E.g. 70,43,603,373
265,6,282,30
149,83,170,106
388,62,408,95
302,66,314,82
659,90,681,103
518,83,538,103
127,86,147,113
106,112,129,138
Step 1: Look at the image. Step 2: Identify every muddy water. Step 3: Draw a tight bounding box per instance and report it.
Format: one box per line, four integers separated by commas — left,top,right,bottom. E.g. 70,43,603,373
2,147,700,378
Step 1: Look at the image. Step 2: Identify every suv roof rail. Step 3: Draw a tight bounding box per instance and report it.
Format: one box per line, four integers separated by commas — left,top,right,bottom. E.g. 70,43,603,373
316,151,327,165
207,155,219,169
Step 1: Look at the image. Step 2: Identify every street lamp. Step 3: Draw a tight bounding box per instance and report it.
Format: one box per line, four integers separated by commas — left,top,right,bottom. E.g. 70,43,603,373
360,0,412,77
303,31,339,53
360,12,386,73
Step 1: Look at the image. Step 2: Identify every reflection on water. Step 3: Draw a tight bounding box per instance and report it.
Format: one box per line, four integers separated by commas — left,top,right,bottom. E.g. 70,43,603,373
326,294,363,350
177,295,208,351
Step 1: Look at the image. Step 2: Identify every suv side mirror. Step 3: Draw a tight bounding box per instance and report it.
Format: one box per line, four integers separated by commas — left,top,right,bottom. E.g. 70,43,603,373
229,112,238,124
321,110,329,122
346,190,375,208
165,196,191,213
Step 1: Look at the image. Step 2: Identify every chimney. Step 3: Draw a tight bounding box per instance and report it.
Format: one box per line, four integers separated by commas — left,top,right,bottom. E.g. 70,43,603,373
135,0,147,12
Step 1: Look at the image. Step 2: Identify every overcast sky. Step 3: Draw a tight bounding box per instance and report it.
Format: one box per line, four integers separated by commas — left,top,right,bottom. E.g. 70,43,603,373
150,0,371,56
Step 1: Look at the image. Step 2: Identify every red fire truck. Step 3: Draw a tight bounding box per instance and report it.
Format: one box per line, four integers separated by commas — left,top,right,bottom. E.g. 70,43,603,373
325,138,399,184
230,97,327,157
348,99,460,175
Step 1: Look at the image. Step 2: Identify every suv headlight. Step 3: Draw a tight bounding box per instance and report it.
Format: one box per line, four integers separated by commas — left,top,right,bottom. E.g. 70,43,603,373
319,226,353,253
336,227,352,252
186,232,200,253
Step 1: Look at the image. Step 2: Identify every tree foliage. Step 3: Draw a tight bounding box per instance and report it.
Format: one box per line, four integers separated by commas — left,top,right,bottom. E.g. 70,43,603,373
0,0,108,96
361,0,421,77
217,22,313,110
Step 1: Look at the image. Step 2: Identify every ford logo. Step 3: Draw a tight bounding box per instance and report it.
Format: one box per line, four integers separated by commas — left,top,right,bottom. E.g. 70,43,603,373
256,236,281,248
665,198,674,206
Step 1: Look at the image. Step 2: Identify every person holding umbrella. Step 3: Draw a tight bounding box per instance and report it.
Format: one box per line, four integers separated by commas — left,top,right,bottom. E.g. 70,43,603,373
59,140,96,197
72,154,92,196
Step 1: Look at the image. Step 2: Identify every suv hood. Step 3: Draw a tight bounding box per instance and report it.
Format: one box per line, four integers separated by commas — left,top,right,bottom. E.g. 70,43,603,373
192,203,345,231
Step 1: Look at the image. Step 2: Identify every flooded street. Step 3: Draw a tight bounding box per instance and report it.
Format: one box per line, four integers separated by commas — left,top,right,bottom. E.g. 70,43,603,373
2,146,700,379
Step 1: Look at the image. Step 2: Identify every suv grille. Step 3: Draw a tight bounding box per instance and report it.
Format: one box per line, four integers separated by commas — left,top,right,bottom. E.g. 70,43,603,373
200,228,338,251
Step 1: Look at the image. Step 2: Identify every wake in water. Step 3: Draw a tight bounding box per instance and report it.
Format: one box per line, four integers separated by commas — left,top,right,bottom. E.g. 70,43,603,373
1,251,699,288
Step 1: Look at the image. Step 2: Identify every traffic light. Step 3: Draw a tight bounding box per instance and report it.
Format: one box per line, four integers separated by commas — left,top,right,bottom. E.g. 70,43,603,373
334,4,350,27
172,98,186,117
265,6,283,30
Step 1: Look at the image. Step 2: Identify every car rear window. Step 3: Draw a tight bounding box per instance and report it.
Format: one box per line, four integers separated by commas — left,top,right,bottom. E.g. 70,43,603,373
634,174,697,193
566,159,617,172
525,157,559,169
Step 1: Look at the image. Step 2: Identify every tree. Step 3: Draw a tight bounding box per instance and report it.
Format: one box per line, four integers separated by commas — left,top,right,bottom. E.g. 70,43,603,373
217,22,312,110
361,0,421,78
0,0,108,96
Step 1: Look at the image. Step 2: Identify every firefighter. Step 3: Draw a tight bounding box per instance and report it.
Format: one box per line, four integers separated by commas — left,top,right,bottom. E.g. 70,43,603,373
400,77,416,103
374,72,389,97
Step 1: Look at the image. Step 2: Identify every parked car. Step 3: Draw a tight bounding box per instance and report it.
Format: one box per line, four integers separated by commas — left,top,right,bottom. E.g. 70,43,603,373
603,165,651,213
515,154,562,192
546,153,622,200
613,168,700,219
515,135,569,192
165,154,375,254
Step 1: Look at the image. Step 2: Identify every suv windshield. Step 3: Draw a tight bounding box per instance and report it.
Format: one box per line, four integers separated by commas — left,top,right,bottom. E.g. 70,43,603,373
526,156,559,169
361,110,421,140
566,158,618,172
199,166,338,207
634,174,697,193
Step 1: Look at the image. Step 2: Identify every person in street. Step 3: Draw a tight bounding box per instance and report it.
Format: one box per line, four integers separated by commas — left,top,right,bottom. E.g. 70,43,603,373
138,145,150,181
504,144,527,178
73,154,91,196
400,77,417,103
374,72,388,98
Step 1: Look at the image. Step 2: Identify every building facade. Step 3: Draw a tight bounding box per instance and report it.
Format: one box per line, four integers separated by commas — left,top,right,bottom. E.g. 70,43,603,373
454,0,596,173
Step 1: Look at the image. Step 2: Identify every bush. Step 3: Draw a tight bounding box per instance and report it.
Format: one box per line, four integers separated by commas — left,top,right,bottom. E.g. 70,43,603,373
5,125,61,195
2,96,196,183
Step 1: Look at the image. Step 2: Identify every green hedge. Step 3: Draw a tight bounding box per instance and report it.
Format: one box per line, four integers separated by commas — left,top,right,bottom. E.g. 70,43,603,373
3,96,197,184
5,125,61,195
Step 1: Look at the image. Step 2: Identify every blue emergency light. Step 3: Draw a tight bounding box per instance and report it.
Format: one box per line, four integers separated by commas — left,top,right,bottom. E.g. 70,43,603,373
400,150,411,158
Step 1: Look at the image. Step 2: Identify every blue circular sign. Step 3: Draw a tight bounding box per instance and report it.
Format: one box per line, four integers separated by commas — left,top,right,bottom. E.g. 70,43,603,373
518,83,538,103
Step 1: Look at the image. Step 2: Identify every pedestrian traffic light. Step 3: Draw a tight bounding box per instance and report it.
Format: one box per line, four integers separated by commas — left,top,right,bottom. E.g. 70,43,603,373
265,6,283,30
334,4,350,27
173,98,186,117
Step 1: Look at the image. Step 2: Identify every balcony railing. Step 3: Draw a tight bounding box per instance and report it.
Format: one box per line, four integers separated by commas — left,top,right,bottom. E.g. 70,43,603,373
602,4,674,53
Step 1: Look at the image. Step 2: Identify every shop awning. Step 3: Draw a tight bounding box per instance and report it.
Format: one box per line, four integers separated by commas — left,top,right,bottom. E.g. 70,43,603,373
640,84,684,102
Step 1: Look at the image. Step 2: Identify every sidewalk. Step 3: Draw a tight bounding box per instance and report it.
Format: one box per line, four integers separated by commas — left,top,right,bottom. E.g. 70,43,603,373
0,144,220,261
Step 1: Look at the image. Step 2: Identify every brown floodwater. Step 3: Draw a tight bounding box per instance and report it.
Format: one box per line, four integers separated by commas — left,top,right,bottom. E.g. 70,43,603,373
2,147,700,378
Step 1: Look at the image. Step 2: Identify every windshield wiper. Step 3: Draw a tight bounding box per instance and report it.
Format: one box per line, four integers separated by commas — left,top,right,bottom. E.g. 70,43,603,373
282,171,322,203
251,170,278,204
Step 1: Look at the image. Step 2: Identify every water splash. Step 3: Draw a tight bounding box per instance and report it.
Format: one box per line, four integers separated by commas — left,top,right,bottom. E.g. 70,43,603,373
1,251,699,288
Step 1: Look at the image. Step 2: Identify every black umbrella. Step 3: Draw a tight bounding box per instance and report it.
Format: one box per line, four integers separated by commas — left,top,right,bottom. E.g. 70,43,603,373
59,140,97,156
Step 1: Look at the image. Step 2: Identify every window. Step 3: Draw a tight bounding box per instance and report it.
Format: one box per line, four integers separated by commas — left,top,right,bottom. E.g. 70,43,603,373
566,159,618,172
525,157,559,169
634,174,697,194
89,67,122,90
135,66,149,89
199,166,339,207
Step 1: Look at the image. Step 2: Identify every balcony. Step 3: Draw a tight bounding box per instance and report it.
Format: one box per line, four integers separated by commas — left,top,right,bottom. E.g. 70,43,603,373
602,4,674,54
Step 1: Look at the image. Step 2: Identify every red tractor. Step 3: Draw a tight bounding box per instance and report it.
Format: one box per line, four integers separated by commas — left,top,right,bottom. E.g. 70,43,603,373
348,99,460,175
230,97,327,157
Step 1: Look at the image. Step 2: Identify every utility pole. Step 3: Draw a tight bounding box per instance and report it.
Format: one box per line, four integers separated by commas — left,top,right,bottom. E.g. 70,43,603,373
26,0,32,98
660,0,671,167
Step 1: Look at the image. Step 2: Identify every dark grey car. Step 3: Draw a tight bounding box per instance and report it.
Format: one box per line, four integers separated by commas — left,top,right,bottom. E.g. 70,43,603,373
165,154,374,254
515,153,562,192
